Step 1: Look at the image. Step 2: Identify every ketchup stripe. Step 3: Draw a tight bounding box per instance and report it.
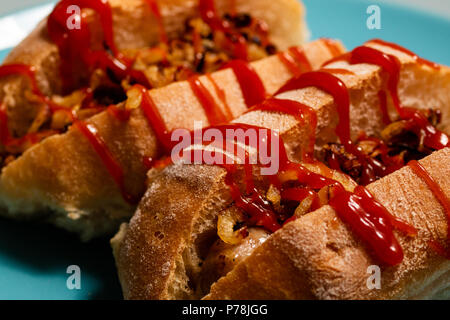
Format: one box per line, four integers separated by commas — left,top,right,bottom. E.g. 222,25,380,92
47,0,151,92
344,45,450,150
288,47,313,73
329,188,404,266
247,98,317,161
322,39,343,57
408,160,450,257
408,160,450,225
278,52,303,78
75,121,136,204
135,85,173,153
274,71,416,265
206,73,234,120
188,76,229,125
367,39,440,70
277,71,355,154
222,60,266,107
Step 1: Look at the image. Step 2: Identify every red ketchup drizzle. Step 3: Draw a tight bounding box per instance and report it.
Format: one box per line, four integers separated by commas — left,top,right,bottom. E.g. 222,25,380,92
184,122,338,232
180,123,286,232
221,60,266,107
276,71,357,156
133,85,172,153
329,186,405,266
408,160,450,258
188,76,230,125
377,90,391,125
275,70,416,265
322,38,343,57
144,0,169,45
198,0,248,60
330,45,450,151
0,63,137,210
278,47,312,78
0,105,57,148
0,64,68,113
368,39,441,70
47,0,150,92
74,121,137,204
206,73,233,120
278,52,303,78
289,47,313,73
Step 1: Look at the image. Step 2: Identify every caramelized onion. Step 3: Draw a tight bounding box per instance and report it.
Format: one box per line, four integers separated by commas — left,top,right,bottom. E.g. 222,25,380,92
217,207,248,245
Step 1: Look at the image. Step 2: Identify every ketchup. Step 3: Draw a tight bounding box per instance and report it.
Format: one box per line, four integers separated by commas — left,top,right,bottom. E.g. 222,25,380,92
74,121,137,204
188,75,230,125
278,52,303,78
178,101,413,265
247,98,317,161
0,64,66,112
206,73,233,120
278,47,312,78
272,71,419,265
408,160,450,258
133,85,172,153
47,0,150,92
178,123,289,232
276,71,357,156
0,64,40,93
326,44,450,152
0,105,57,149
288,47,313,73
367,39,440,70
329,186,405,266
221,60,266,107
322,38,343,57
198,0,248,60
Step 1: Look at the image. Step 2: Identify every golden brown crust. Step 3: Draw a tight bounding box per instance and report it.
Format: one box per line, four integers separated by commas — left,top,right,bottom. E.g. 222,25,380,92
0,39,340,240
205,148,450,300
113,48,450,299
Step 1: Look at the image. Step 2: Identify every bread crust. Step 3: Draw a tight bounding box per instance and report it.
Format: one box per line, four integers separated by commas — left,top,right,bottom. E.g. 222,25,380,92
0,0,307,138
0,39,341,240
112,46,450,299
205,148,450,300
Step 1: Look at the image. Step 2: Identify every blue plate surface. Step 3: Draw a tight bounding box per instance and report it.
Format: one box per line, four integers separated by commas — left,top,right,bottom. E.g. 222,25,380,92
0,0,448,299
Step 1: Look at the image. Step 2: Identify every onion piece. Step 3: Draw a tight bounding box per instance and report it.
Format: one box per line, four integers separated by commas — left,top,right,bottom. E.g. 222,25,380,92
217,207,247,245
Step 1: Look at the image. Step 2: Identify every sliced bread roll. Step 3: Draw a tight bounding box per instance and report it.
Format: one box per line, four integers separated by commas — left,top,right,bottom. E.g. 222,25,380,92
112,41,450,299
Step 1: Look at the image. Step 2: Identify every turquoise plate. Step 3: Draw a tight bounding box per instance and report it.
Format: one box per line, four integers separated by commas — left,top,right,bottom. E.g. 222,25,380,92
0,0,449,299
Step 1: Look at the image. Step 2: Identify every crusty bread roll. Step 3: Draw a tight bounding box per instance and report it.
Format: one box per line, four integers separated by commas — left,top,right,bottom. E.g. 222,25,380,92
204,148,450,299
111,42,450,299
0,39,341,241
1,0,308,137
